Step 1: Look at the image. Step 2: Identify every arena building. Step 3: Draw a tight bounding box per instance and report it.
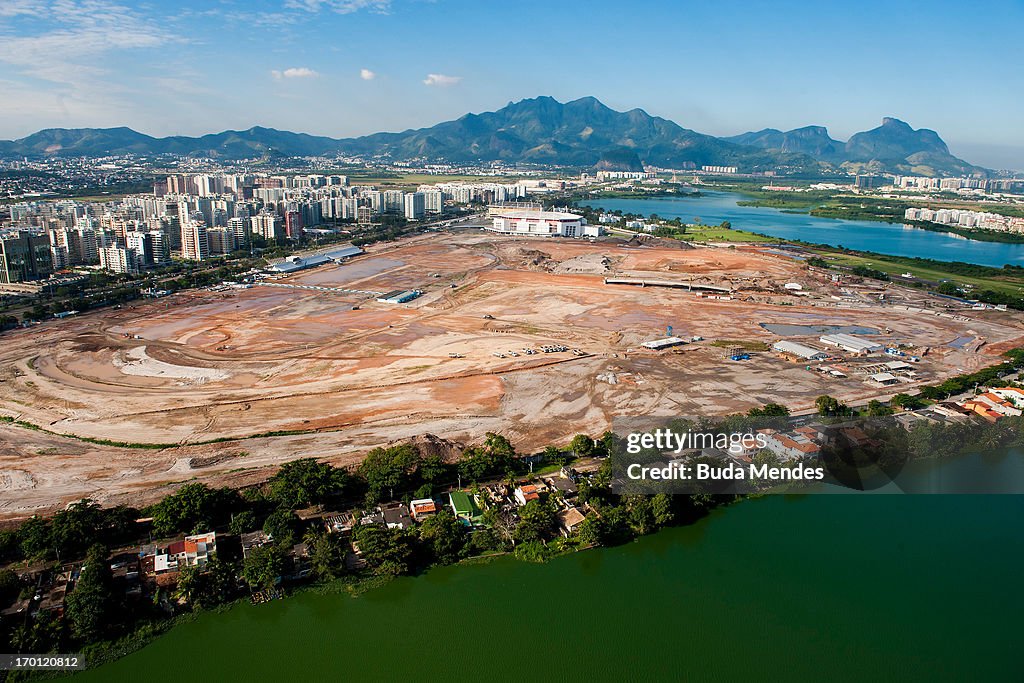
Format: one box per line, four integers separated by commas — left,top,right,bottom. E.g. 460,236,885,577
486,210,598,238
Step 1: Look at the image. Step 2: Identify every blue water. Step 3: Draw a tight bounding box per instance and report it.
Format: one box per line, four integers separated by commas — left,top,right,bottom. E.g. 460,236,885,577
760,323,879,336
589,192,1024,268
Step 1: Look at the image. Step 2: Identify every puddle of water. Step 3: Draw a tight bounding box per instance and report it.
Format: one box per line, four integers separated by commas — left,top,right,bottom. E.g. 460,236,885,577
760,323,880,336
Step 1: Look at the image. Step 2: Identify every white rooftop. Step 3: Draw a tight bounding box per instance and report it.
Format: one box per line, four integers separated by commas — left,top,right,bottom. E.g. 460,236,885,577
773,340,826,358
820,333,882,351
641,336,687,349
499,210,582,221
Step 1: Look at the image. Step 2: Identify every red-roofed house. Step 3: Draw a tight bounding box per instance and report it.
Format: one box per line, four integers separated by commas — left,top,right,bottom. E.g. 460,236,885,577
409,498,438,521
964,392,1021,418
514,484,541,507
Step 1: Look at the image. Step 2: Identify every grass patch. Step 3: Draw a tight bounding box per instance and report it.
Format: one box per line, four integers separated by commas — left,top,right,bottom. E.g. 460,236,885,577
680,225,776,243
710,340,770,352
529,463,564,477
0,415,168,449
406,364,435,372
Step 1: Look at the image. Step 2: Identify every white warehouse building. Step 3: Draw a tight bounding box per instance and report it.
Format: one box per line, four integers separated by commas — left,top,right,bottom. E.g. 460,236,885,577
773,340,828,360
487,210,599,238
818,333,883,355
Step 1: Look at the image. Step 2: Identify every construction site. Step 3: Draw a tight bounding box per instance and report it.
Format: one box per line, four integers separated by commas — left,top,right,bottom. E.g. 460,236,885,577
2,230,1023,519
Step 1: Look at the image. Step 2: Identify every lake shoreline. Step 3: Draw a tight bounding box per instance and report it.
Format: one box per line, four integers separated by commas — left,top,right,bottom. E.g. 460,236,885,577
586,191,1024,268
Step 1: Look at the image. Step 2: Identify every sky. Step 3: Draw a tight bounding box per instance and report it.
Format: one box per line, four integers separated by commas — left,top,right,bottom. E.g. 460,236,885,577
1,0,1022,169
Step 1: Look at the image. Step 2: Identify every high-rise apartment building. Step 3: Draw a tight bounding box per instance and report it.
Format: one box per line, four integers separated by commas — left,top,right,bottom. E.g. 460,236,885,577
99,245,139,274
384,190,405,213
423,190,443,215
251,213,282,241
0,231,53,284
126,231,154,267
180,222,209,261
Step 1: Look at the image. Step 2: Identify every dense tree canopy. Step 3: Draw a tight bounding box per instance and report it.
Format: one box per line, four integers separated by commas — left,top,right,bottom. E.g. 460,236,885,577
268,458,348,509
417,510,466,565
748,403,790,417
352,525,415,576
359,444,421,504
513,501,556,545
815,395,848,417
304,529,347,581
177,556,238,608
149,484,241,536
458,433,517,483
65,546,115,643
569,434,595,458
242,545,285,590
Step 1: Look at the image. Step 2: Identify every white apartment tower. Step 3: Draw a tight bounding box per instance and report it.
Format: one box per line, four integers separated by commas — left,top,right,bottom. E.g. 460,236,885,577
404,192,425,220
99,245,139,274
423,190,443,215
180,222,209,261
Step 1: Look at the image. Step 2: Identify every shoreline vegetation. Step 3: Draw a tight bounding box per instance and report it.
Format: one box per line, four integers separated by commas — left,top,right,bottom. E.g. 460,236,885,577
3,349,1024,677
724,183,1024,244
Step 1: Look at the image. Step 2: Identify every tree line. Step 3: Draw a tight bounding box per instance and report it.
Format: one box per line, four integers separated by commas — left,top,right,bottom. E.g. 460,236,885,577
0,429,730,662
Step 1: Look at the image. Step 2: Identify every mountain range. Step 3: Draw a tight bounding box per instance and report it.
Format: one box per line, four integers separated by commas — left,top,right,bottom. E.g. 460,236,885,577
0,97,985,176
722,117,978,176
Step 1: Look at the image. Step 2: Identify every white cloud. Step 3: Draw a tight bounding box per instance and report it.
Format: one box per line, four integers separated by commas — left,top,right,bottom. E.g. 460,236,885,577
271,67,320,80
284,0,391,14
0,77,121,134
0,1,176,85
0,0,181,133
0,0,46,17
423,73,461,87
360,68,376,81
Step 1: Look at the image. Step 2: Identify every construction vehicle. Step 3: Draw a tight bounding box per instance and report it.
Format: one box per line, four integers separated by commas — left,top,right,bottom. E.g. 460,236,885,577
728,346,750,361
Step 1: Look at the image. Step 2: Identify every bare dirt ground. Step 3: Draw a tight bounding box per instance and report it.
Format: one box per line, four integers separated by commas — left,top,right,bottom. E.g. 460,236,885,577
2,230,1022,519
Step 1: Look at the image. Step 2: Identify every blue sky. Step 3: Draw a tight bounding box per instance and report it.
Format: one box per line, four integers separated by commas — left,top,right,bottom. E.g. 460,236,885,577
1,0,1022,168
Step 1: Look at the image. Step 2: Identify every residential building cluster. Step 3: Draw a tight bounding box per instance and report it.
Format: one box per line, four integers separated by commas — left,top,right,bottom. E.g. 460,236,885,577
3,467,589,623
593,171,656,181
903,207,1024,233
0,155,152,201
957,387,1024,420
763,175,1024,200
890,175,1024,197
700,165,738,174
0,172,554,284
893,175,987,191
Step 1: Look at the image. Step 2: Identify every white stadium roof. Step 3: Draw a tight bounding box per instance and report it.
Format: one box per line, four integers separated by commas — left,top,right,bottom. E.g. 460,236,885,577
498,211,582,221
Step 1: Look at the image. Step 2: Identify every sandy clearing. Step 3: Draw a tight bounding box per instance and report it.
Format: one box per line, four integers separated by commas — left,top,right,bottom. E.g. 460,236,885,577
114,346,232,384
0,231,1022,519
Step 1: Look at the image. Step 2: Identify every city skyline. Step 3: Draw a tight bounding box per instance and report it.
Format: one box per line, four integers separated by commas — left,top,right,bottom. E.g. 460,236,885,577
0,0,1022,169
